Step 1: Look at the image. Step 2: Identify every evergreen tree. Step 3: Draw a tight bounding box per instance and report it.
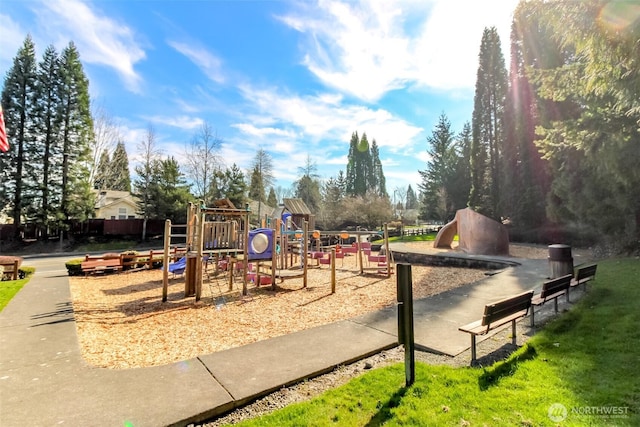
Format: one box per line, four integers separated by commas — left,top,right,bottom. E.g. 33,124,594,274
248,165,265,202
321,176,344,229
147,157,192,223
469,27,508,219
57,42,93,225
31,44,63,236
267,187,277,208
335,170,347,197
295,175,321,213
370,140,387,197
449,122,473,212
94,149,111,190
418,113,458,222
522,0,640,242
1,36,37,237
213,163,247,208
111,141,131,191
502,11,551,231
405,185,418,210
344,131,387,197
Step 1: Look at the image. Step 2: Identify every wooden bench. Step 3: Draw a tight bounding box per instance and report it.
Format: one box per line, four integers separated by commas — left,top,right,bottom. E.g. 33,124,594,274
571,263,597,295
0,260,20,281
459,290,534,365
530,274,572,326
81,258,123,276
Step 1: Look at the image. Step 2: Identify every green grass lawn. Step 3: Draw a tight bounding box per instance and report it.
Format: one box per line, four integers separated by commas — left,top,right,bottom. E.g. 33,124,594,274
0,278,29,312
388,234,438,243
236,258,639,426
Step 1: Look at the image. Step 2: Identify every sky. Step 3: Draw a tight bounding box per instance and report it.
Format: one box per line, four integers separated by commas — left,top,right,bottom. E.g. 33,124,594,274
0,0,519,200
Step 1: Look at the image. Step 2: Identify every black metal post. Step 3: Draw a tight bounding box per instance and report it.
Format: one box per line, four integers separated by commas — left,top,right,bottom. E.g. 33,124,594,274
397,263,415,387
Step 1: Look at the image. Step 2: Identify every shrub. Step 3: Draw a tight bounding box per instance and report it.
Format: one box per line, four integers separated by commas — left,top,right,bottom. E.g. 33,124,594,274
65,259,84,276
120,250,139,271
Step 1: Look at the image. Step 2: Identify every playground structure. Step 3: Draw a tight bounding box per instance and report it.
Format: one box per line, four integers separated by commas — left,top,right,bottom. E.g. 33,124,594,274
162,201,250,301
162,200,394,302
434,207,509,256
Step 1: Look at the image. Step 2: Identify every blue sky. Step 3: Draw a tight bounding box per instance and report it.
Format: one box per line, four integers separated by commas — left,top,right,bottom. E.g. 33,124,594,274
0,0,518,197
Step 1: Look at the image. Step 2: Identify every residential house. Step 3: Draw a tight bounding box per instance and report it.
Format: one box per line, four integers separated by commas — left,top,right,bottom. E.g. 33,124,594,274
94,190,141,219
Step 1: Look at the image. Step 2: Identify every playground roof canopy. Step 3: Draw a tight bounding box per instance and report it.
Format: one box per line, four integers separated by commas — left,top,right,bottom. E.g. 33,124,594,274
283,198,312,216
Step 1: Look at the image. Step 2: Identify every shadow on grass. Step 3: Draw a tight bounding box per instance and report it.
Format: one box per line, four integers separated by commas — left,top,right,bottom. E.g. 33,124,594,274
364,386,408,427
478,343,537,390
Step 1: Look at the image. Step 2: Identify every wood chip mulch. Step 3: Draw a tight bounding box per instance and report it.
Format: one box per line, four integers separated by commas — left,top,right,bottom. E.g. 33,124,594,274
69,243,549,369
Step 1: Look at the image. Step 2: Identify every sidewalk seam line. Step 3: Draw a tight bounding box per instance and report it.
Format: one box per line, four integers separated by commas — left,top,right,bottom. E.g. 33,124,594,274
197,356,236,400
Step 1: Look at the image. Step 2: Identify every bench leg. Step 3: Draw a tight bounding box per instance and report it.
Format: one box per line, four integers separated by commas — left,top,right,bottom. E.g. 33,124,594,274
470,335,477,365
511,320,517,346
554,297,559,313
530,307,535,327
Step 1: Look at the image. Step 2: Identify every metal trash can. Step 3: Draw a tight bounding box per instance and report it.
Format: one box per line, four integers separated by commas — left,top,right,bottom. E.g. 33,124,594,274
548,244,573,279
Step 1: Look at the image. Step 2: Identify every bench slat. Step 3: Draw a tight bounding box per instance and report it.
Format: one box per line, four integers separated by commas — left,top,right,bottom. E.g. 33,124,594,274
483,290,533,327
571,264,597,289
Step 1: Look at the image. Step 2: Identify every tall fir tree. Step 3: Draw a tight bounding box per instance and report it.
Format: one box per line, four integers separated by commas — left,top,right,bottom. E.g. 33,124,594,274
94,149,111,190
418,113,458,222
405,185,418,210
1,36,38,237
469,27,508,219
57,42,93,224
344,131,387,198
449,122,473,213
370,140,387,197
32,44,63,236
502,10,551,231
267,187,277,208
111,141,131,191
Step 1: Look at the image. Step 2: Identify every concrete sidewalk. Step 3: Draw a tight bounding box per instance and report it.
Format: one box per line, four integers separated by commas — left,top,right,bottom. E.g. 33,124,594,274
1,250,557,426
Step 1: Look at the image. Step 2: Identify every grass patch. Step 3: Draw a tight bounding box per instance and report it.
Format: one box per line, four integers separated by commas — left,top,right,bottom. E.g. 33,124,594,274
0,278,29,312
235,258,639,426
73,240,140,252
388,234,436,243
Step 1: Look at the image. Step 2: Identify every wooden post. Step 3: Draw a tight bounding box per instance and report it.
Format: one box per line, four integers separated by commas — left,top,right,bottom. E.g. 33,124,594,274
303,220,308,288
271,225,277,291
331,248,336,294
162,219,170,302
242,210,250,296
384,223,391,278
195,212,205,301
357,233,364,275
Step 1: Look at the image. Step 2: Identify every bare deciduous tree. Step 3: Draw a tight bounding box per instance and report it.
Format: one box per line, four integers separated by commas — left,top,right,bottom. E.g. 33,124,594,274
184,121,222,206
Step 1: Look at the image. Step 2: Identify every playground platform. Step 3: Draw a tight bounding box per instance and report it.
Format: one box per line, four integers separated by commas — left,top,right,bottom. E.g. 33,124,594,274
0,245,583,426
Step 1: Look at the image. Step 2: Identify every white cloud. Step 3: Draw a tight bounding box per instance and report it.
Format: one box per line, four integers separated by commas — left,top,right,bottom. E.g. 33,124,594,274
278,0,517,101
236,84,422,151
231,123,297,139
33,0,146,93
142,114,204,130
167,40,225,84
